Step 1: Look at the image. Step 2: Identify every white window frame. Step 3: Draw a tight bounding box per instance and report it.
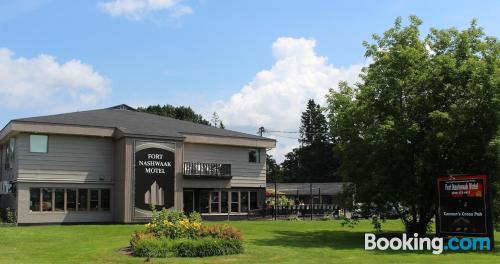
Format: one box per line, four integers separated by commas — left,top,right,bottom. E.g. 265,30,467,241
29,134,48,153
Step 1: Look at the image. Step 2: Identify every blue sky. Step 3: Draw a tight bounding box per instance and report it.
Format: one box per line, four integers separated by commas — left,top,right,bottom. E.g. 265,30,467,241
0,0,499,161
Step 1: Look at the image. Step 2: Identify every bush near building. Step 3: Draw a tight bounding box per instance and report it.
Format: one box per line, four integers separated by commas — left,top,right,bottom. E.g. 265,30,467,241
129,209,244,258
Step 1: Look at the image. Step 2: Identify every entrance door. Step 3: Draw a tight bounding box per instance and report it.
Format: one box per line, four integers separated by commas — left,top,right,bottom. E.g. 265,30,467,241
183,190,194,213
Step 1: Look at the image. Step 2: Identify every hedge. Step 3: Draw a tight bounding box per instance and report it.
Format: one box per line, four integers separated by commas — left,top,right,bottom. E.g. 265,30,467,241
131,236,243,258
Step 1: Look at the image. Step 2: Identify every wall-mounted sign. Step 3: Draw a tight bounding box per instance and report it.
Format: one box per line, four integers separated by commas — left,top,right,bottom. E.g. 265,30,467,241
436,175,493,240
134,141,175,219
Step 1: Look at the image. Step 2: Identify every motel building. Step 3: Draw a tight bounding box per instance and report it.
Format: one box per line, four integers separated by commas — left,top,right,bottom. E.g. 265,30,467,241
0,105,275,224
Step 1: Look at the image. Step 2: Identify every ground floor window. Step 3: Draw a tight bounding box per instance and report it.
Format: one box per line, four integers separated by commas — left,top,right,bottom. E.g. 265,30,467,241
29,188,111,213
240,192,248,212
42,188,53,212
67,189,77,211
200,190,209,213
231,192,239,212
221,192,228,213
55,189,64,211
29,188,40,212
194,189,259,214
78,189,88,211
101,189,110,211
90,190,99,211
210,191,219,213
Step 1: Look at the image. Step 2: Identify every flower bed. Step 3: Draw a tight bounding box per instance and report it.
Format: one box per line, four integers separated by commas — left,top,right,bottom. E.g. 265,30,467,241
130,209,244,258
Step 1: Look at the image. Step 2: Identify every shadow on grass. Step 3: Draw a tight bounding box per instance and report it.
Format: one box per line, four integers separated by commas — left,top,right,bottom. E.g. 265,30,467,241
253,230,365,250
252,229,500,255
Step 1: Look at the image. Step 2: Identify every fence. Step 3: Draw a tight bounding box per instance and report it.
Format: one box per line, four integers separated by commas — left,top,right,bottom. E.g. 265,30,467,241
247,204,339,220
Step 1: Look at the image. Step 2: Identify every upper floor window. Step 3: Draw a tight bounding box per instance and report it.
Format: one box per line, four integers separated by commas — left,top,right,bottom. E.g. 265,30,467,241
4,138,15,170
30,135,48,153
248,149,260,163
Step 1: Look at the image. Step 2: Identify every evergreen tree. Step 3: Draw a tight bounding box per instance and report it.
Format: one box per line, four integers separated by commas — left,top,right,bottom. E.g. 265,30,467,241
211,112,221,127
266,154,282,183
299,99,329,145
282,100,341,183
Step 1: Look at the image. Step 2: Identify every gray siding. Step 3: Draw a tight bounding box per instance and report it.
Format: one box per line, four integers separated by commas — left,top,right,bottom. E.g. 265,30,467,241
113,137,128,222
183,143,266,188
16,134,114,183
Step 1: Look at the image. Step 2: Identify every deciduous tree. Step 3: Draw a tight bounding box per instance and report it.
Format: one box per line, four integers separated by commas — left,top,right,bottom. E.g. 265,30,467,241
327,16,500,234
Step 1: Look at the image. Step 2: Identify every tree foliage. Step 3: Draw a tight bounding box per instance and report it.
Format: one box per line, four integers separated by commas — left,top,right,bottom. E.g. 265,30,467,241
327,16,500,234
210,112,225,129
266,154,282,183
138,104,210,125
300,99,330,145
282,99,341,183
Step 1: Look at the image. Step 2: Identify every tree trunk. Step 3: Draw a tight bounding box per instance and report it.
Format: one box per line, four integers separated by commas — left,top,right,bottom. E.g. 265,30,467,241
404,206,433,236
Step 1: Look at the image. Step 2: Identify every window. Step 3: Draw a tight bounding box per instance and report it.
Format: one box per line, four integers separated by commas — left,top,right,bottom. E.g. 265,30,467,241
248,149,260,163
89,190,99,211
200,190,260,214
78,189,88,211
221,192,228,213
28,188,111,213
231,192,239,213
67,189,77,211
101,189,110,211
240,192,249,212
250,192,258,210
200,191,209,213
42,188,53,211
210,191,219,213
30,135,48,153
30,188,40,212
54,189,64,211
5,138,15,169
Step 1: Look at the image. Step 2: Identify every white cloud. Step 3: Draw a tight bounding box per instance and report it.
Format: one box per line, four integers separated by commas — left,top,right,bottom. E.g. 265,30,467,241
213,37,365,162
98,0,192,21
0,48,111,111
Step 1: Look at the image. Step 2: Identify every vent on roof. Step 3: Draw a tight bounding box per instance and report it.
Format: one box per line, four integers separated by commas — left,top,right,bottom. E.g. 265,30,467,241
108,104,137,111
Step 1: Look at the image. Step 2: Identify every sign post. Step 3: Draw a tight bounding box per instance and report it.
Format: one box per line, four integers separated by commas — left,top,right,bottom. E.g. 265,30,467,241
436,174,494,250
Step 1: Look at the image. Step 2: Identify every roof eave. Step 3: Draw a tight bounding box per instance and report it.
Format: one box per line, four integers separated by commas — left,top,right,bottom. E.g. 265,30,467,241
182,133,276,148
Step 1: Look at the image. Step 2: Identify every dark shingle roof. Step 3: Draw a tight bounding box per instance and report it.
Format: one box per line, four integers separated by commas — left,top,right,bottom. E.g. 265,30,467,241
14,106,273,141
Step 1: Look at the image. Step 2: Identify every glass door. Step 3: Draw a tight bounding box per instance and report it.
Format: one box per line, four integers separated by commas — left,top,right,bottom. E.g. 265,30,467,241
183,190,195,213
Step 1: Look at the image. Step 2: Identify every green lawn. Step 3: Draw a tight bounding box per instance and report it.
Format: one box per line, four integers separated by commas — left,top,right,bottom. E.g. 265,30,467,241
0,220,498,263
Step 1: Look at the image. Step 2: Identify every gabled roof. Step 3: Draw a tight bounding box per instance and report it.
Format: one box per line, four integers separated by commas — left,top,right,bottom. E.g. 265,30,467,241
10,106,274,143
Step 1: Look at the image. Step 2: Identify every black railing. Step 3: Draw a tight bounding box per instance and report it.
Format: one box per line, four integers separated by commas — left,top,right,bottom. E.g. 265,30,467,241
247,204,339,220
183,162,231,178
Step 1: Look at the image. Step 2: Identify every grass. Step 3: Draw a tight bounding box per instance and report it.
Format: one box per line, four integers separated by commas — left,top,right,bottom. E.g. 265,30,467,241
0,220,499,263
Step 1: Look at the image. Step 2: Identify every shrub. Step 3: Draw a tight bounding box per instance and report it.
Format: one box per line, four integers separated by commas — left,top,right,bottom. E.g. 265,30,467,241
130,236,170,258
131,237,243,258
147,208,202,239
130,230,155,248
286,215,302,221
199,224,243,240
172,238,243,257
320,214,333,221
0,207,16,223
131,209,244,258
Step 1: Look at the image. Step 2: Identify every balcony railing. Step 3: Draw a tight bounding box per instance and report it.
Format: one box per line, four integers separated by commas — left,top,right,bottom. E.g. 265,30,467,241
183,162,231,178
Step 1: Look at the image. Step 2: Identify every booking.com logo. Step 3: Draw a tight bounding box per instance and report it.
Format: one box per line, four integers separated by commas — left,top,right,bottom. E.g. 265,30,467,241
365,233,491,254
